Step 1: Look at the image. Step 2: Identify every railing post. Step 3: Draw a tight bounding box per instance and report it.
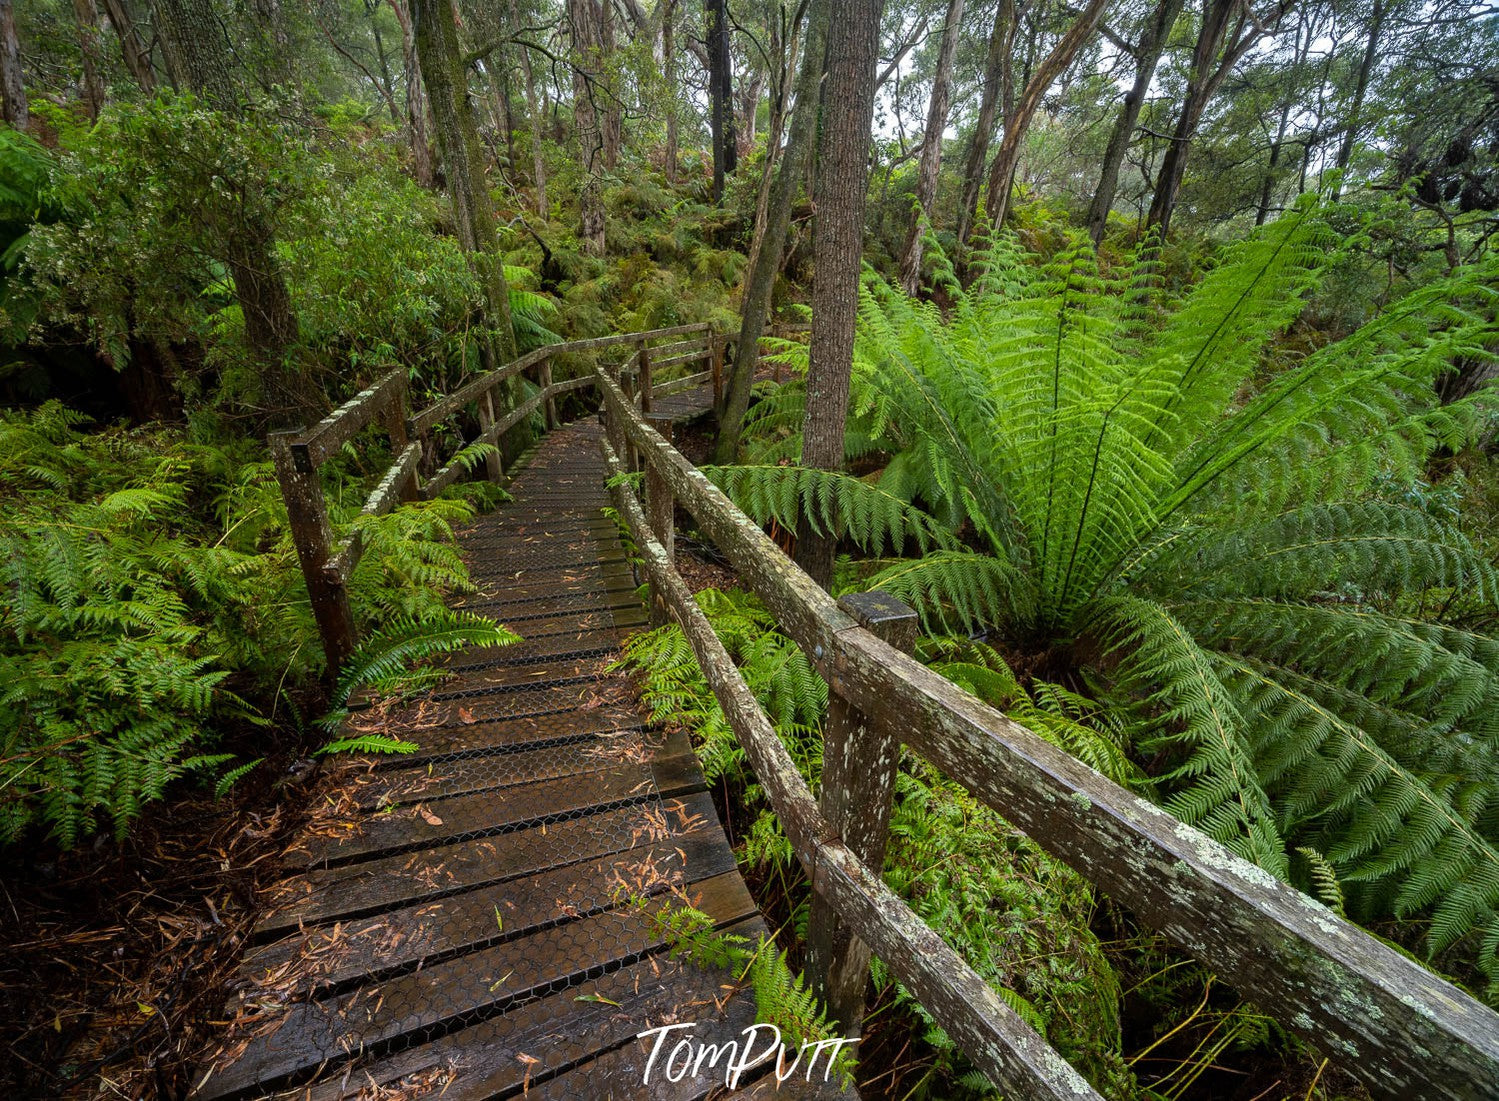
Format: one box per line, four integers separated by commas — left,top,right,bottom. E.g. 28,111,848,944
269,430,358,676
710,330,725,413
538,355,560,429
807,590,919,1034
380,370,419,504
476,385,505,483
643,416,675,626
638,346,653,415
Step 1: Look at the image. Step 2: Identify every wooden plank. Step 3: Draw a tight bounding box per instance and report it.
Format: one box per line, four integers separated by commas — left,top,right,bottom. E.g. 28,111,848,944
193,872,755,1100
434,652,625,696
292,942,754,1101
256,792,717,936
369,709,647,765
246,830,739,994
346,729,662,810
293,741,707,866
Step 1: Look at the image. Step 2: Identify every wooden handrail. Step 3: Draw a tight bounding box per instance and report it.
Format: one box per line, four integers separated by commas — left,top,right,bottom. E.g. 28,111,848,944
271,324,719,674
592,365,1499,1101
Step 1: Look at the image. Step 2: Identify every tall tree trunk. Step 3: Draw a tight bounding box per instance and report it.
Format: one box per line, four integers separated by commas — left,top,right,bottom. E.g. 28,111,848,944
741,9,799,287
569,0,607,254
156,0,320,424
705,0,736,202
411,0,519,365
73,0,107,118
715,0,825,463
897,0,964,295
1086,0,1184,244
956,0,1015,252
795,0,883,591
1146,0,1282,237
388,0,434,187
663,0,679,181
101,0,156,94
1331,0,1383,198
982,0,1108,232
1,0,29,130
600,0,622,168
511,0,548,216
1256,5,1309,224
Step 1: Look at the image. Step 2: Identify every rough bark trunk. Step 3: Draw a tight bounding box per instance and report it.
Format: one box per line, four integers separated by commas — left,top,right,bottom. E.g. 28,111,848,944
568,0,607,254
101,0,156,93
1085,0,1184,244
388,0,434,188
73,0,107,118
955,0,1014,253
982,0,1108,232
1331,0,1383,198
897,0,964,295
1,0,30,130
157,0,321,425
600,0,622,168
715,0,825,463
411,0,519,365
705,0,737,202
795,0,883,591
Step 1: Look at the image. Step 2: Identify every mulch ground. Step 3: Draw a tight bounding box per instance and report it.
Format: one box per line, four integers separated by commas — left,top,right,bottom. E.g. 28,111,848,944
0,758,318,1100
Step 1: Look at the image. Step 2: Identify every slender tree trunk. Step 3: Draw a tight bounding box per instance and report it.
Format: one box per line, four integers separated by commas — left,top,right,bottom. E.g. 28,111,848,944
982,0,1107,232
73,0,107,118
101,0,156,94
715,1,826,463
389,0,434,187
156,0,321,424
956,0,1014,252
1257,6,1309,224
370,8,401,125
1086,0,1184,244
741,9,799,288
705,0,737,202
511,0,548,216
1,0,29,130
663,0,679,181
1146,0,1281,237
898,0,964,295
569,0,608,254
1331,0,1383,198
795,0,883,591
411,0,519,364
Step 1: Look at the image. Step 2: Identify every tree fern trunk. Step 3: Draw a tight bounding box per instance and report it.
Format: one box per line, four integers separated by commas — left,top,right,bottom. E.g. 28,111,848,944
796,0,882,590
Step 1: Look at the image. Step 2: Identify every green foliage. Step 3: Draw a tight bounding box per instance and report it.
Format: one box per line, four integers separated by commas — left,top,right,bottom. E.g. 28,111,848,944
728,206,1499,997
617,586,1138,1093
0,403,501,845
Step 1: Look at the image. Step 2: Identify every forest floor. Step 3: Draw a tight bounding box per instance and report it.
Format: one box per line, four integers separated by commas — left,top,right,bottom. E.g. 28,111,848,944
0,741,318,1099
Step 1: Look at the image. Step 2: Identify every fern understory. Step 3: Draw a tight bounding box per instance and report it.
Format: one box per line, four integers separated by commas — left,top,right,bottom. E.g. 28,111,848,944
0,403,513,846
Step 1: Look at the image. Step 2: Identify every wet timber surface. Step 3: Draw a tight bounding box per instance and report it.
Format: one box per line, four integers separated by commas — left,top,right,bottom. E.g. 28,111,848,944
191,405,854,1100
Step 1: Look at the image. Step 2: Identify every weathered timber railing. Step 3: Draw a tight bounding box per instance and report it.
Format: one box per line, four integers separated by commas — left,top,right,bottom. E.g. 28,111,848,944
593,366,1499,1101
272,322,727,673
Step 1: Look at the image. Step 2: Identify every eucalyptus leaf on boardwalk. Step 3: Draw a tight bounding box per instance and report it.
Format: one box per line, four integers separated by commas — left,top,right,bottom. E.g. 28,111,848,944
192,414,807,1100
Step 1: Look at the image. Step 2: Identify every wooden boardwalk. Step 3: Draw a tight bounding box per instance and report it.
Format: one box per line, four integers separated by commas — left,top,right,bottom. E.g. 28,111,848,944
194,407,845,1100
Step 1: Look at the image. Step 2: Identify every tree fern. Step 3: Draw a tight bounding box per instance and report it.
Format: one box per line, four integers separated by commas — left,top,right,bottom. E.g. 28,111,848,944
716,205,1499,996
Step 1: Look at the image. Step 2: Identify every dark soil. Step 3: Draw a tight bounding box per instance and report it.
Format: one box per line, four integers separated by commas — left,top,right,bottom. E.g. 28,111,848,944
0,750,316,1100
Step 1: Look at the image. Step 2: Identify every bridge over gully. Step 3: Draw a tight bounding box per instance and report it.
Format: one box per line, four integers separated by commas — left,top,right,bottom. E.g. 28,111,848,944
191,324,1499,1100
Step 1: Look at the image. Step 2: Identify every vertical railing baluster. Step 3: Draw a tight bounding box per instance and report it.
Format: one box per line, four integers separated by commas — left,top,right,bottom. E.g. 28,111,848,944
807,590,919,1033
477,385,505,483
